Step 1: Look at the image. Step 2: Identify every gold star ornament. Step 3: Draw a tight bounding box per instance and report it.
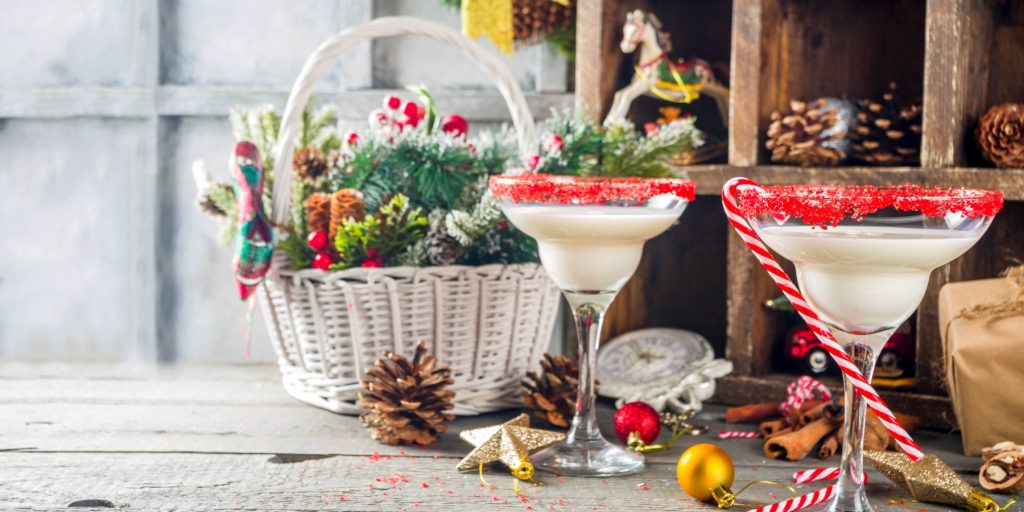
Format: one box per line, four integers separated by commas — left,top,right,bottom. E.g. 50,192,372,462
864,451,1009,512
456,413,565,480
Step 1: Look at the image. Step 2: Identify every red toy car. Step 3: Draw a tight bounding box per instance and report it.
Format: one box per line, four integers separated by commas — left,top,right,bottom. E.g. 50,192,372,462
783,321,915,375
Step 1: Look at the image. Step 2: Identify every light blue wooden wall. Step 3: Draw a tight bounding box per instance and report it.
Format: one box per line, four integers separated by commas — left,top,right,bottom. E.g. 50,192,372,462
0,0,572,362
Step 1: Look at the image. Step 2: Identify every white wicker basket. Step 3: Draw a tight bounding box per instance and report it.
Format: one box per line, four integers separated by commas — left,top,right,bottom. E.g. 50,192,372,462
258,16,560,415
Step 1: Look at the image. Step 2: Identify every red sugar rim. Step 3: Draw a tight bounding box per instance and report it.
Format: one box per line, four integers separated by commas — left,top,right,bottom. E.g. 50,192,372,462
734,184,1003,226
490,174,696,204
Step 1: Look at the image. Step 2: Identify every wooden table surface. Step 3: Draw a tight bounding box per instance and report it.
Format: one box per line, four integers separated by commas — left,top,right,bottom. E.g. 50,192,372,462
0,363,985,511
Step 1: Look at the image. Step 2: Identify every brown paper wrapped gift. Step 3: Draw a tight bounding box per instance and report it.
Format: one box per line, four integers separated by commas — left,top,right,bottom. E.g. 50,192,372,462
939,271,1024,455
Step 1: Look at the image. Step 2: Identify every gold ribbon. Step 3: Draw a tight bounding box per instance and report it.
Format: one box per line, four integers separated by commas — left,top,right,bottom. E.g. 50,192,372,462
967,488,1016,512
636,63,703,104
627,411,706,453
710,480,798,509
478,463,544,496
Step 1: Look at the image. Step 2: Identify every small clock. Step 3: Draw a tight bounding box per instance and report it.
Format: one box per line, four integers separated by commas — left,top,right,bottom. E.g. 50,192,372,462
597,328,714,400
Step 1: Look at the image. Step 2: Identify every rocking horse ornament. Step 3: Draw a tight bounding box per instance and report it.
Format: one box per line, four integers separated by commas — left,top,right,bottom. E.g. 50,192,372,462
606,10,730,127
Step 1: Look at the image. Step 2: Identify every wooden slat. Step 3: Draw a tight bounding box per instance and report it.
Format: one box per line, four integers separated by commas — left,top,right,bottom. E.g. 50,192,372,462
729,0,762,166
921,0,994,167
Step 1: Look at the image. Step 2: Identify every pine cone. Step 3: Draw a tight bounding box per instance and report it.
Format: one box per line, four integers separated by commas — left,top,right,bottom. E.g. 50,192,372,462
329,189,366,241
976,103,1024,168
425,218,464,266
522,353,586,428
513,0,574,44
360,341,456,445
303,192,331,234
293,146,329,186
850,83,922,165
766,98,853,166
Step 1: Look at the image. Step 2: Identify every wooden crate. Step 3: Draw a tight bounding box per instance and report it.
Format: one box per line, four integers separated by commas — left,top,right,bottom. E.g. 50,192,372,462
578,0,1024,428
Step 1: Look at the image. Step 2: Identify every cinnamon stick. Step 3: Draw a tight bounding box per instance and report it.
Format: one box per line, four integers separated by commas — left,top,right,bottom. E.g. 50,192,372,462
727,402,780,423
800,402,832,425
760,418,788,437
817,426,842,460
765,417,839,461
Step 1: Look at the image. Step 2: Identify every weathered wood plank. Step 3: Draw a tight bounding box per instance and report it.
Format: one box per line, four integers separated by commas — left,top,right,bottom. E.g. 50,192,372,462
728,0,762,166
1,451,967,512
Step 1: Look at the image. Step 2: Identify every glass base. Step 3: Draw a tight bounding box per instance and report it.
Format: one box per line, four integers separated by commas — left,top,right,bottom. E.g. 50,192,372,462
824,486,873,512
532,434,645,477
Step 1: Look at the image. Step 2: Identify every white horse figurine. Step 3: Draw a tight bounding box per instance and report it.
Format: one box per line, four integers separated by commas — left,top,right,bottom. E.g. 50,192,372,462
606,9,730,126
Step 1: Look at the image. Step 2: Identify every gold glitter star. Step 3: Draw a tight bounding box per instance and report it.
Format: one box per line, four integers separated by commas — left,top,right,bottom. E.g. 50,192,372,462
456,413,565,480
865,451,1004,511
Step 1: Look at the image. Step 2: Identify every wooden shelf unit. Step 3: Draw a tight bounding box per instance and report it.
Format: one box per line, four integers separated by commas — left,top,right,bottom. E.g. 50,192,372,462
578,0,1024,428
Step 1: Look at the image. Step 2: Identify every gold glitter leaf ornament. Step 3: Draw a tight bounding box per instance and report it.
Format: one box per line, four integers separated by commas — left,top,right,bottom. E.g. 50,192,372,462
462,0,515,55
864,451,1009,512
457,413,565,480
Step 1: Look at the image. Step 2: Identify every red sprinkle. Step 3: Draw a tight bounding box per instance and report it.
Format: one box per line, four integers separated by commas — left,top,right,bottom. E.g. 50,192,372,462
734,184,1004,226
490,174,695,205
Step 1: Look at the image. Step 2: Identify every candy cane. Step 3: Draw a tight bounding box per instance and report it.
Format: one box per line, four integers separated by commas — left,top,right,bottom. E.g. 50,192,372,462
722,177,923,462
792,467,839,484
748,484,835,512
780,376,831,419
718,430,762,439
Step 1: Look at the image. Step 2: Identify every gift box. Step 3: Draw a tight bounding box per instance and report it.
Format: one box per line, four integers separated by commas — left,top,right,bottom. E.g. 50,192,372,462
939,271,1024,455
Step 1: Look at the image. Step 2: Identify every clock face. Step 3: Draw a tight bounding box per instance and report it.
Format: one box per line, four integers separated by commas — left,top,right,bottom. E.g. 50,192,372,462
597,329,712,396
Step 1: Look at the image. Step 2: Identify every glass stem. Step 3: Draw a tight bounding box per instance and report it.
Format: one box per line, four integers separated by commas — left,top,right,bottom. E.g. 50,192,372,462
833,341,878,512
563,291,615,443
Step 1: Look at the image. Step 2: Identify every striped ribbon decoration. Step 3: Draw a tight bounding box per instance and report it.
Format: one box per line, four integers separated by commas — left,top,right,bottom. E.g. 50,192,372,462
718,430,762,439
780,376,831,419
792,467,840,484
722,178,924,512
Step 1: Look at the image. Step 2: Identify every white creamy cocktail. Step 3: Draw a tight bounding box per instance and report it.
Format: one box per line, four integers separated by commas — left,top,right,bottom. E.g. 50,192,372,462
735,184,1003,512
491,174,694,477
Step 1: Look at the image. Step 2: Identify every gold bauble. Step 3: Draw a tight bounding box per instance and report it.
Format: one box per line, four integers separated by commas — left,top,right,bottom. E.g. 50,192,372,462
677,443,735,502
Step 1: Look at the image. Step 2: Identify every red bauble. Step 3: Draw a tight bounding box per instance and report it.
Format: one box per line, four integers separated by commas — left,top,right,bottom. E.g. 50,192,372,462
614,401,661,445
441,114,468,137
312,252,333,271
384,95,401,110
306,230,329,252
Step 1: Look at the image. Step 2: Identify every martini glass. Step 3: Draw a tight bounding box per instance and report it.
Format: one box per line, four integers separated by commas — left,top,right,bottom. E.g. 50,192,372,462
734,184,1004,512
490,174,695,477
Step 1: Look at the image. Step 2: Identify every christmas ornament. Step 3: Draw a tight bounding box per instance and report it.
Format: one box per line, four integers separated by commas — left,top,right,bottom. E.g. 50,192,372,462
359,341,456,445
676,443,796,507
606,9,729,127
306,230,328,252
230,141,274,300
303,193,331,234
865,451,1006,512
522,353,582,428
441,114,468,137
457,413,565,480
425,217,465,266
311,252,333,271
976,103,1024,168
328,189,366,246
614,402,660,445
462,0,515,55
597,328,730,414
850,82,922,165
292,146,329,186
766,98,853,166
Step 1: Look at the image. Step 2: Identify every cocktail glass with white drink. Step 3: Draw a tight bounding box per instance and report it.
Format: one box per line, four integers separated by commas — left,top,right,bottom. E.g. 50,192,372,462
490,174,696,477
733,184,1004,512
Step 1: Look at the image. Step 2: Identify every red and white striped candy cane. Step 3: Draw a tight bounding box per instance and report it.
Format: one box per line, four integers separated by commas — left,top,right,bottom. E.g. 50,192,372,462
718,430,762,439
792,467,839,484
780,376,831,419
722,177,922,462
750,485,835,512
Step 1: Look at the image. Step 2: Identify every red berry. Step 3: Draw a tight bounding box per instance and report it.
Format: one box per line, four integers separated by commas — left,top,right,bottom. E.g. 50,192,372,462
346,131,359,145
306,230,328,252
441,114,468,137
543,133,563,152
644,122,658,135
312,252,333,271
384,95,401,110
525,154,541,170
403,101,422,125
613,402,661,445
361,259,382,268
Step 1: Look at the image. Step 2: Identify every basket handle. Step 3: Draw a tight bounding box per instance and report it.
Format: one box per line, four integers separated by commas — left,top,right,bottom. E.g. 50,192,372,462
271,16,537,226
